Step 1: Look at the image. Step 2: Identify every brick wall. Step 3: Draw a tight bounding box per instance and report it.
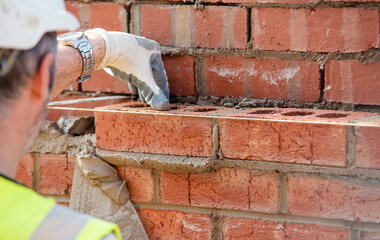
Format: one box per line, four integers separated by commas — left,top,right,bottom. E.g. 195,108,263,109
60,0,379,107
16,0,380,239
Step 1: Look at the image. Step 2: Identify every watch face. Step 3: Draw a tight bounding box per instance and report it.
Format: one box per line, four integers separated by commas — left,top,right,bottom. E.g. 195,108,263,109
57,32,84,41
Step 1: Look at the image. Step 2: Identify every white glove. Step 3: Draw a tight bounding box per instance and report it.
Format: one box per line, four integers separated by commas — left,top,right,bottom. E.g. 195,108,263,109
86,28,170,110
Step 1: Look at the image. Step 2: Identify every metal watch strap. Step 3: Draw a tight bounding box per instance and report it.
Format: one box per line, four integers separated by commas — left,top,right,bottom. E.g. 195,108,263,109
75,36,94,83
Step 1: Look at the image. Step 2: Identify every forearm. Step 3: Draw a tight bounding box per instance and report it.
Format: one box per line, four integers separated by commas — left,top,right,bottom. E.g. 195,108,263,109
50,32,105,100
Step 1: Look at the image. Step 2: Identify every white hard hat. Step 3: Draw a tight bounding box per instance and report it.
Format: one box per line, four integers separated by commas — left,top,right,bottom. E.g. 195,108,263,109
0,0,79,50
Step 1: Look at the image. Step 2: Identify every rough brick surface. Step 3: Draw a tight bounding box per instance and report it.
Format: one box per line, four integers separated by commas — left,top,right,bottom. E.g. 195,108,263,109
162,55,195,96
95,109,213,157
206,57,320,101
355,126,380,170
222,217,350,240
252,8,379,52
117,166,154,202
138,209,213,239
15,154,34,188
325,60,380,105
90,3,127,31
139,5,174,46
39,154,75,195
219,119,346,166
223,217,285,239
81,69,131,94
192,6,247,49
287,176,380,222
160,172,190,205
135,5,247,48
361,231,380,240
190,168,279,213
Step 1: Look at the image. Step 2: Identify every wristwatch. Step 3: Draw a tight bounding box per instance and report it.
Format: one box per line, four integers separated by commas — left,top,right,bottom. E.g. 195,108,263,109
57,32,94,83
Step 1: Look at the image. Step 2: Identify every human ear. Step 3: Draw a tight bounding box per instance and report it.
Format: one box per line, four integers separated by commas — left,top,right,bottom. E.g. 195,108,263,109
30,52,54,102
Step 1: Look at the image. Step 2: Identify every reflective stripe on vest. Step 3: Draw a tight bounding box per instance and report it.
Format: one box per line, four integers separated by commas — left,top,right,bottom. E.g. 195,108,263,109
0,177,121,240
30,204,91,239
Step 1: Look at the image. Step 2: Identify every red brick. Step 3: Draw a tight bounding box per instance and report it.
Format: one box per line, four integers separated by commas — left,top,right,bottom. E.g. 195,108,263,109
15,154,34,188
136,5,247,48
81,69,132,94
206,57,320,101
249,171,279,213
325,60,380,105
160,172,189,205
162,55,195,96
90,3,127,31
219,119,346,166
361,231,380,240
95,106,214,157
222,217,349,240
287,176,380,222
118,166,154,202
192,6,247,49
252,8,379,53
355,126,380,170
39,154,75,195
137,209,212,239
190,168,279,212
140,5,174,46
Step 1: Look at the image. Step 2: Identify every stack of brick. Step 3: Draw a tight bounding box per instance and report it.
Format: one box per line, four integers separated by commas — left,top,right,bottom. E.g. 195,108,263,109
15,0,380,239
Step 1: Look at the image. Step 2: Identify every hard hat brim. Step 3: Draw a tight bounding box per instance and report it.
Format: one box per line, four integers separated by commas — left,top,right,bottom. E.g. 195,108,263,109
0,11,80,50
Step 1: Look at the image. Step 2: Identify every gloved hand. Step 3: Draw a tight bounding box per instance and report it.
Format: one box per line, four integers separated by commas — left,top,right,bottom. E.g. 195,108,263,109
86,28,170,110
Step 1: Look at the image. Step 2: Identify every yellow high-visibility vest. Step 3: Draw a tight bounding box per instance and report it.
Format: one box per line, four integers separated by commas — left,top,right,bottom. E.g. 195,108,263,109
0,176,121,240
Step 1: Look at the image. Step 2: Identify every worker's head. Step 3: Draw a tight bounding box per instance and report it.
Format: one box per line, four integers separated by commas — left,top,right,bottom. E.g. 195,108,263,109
0,0,79,111
0,0,79,176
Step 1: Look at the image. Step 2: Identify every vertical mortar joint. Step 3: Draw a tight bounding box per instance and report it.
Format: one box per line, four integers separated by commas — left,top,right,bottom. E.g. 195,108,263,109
32,153,40,193
346,126,356,168
247,8,252,49
319,67,325,102
153,169,160,204
211,119,220,160
350,229,360,240
212,213,222,240
279,172,288,214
